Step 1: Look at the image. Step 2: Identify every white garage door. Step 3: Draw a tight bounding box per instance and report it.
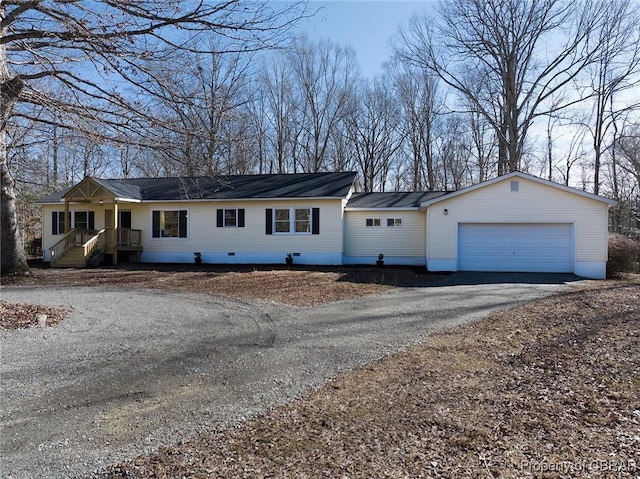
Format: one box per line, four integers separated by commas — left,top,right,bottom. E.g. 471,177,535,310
458,223,573,273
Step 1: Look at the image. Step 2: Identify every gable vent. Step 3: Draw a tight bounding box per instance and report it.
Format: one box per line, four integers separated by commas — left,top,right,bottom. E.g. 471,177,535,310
511,181,519,192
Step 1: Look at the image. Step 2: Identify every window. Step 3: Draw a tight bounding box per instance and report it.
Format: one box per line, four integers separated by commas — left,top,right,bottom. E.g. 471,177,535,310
274,208,291,233
152,210,187,238
216,209,245,228
366,218,381,227
387,218,402,227
74,211,89,230
51,211,94,235
51,211,68,235
225,209,237,227
511,181,519,192
295,208,311,233
266,208,320,235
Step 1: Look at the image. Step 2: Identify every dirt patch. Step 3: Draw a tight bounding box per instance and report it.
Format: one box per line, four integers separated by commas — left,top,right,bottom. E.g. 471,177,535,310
1,264,439,329
2,264,440,309
97,279,640,478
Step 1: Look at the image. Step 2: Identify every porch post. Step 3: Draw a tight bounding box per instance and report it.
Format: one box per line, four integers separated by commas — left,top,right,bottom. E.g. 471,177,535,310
64,199,70,233
113,200,118,265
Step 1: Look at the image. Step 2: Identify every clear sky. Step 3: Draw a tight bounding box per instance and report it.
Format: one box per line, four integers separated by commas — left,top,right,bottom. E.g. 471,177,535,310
296,1,435,77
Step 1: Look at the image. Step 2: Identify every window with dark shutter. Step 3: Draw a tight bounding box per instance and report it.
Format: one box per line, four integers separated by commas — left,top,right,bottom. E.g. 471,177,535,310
265,209,273,235
152,211,161,237
179,210,187,237
312,208,320,235
52,211,59,235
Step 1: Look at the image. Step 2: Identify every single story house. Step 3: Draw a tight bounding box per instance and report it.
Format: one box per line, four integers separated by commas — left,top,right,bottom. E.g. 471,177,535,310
39,171,616,279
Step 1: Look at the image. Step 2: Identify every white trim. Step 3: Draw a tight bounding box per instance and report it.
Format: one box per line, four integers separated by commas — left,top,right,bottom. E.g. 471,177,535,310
420,172,617,208
345,207,420,212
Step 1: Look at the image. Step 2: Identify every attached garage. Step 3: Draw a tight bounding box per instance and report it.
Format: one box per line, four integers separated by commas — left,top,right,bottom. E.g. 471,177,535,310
457,223,573,273
422,172,617,279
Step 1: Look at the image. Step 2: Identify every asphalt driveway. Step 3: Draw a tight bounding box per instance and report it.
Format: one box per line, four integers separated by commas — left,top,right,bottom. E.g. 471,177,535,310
0,273,577,478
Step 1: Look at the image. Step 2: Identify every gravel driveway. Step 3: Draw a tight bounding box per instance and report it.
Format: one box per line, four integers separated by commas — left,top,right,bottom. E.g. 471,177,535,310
0,273,576,478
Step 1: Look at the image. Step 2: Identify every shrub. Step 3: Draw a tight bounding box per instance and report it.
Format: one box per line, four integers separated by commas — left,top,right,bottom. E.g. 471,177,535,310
607,233,640,276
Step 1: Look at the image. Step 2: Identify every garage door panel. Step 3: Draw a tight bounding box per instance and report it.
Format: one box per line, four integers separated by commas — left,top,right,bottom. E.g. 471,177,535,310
458,223,573,273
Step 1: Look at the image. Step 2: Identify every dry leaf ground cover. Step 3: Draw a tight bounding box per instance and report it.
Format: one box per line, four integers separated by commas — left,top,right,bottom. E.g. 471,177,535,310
1,263,436,310
99,279,640,479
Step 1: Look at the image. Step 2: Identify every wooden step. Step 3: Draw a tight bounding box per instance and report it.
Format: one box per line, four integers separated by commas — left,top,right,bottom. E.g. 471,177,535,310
52,246,87,268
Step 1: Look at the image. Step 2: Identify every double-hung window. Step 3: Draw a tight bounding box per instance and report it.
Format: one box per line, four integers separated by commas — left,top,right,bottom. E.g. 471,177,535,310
274,208,291,233
266,208,320,235
51,211,69,235
152,210,188,238
216,208,245,228
295,208,311,233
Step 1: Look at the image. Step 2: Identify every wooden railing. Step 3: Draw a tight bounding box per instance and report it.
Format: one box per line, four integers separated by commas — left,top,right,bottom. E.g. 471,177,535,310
104,228,142,248
50,229,76,265
118,228,141,247
82,229,106,259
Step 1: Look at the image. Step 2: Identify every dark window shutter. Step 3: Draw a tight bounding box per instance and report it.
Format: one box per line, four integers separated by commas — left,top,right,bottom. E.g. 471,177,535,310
179,210,188,238
238,209,245,228
217,209,224,227
312,208,320,235
52,212,58,235
88,211,95,230
265,209,273,235
152,211,161,238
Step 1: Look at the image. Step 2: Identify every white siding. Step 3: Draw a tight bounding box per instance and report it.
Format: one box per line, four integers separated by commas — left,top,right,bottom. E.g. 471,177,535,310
426,176,610,276
344,210,425,262
43,199,345,264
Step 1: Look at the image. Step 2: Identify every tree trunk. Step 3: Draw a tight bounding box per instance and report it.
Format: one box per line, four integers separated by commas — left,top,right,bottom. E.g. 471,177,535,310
1,50,29,275
1,130,29,275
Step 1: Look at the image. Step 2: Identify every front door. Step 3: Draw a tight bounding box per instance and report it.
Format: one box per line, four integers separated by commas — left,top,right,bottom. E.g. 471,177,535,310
119,210,132,229
118,210,133,246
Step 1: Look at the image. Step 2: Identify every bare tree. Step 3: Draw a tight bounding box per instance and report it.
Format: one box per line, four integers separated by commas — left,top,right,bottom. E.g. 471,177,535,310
395,0,611,176
289,35,359,172
1,1,306,275
388,60,442,190
147,47,255,176
260,56,297,173
348,77,403,191
583,0,640,195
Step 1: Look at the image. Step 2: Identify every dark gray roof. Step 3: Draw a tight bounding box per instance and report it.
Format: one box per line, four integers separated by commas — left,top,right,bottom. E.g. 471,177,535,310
39,172,358,203
346,191,450,208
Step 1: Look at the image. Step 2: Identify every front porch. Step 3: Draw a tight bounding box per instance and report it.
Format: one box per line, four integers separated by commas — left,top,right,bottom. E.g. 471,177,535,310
47,177,144,267
50,228,143,268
